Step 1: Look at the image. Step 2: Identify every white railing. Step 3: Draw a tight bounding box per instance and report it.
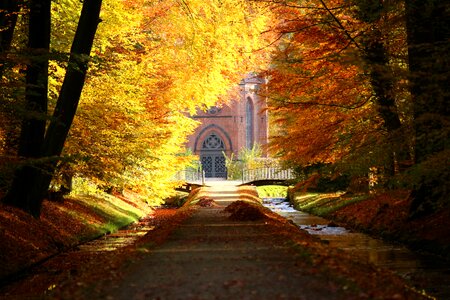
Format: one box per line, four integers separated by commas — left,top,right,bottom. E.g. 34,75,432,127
174,169,205,185
242,167,295,183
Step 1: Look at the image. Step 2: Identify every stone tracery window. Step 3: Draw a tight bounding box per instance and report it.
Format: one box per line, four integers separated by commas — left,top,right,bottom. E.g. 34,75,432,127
246,97,254,149
206,106,221,115
202,132,225,150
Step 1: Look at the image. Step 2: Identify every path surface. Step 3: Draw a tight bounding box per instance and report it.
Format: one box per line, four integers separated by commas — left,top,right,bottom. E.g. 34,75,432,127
50,181,423,300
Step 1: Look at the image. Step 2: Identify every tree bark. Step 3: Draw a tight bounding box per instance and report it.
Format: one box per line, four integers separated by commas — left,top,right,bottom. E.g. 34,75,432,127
34,0,103,214
405,0,450,163
355,1,409,175
0,0,20,78
365,39,406,175
20,0,51,158
2,0,51,216
363,31,403,132
404,0,450,216
2,0,103,217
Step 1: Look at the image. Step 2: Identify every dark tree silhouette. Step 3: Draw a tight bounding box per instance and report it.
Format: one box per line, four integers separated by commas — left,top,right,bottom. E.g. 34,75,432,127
0,0,20,78
354,1,408,174
3,0,103,217
405,0,450,216
3,0,51,216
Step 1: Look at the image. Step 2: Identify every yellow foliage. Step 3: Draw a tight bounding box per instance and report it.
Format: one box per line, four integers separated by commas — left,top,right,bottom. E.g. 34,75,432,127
61,0,273,203
141,0,272,113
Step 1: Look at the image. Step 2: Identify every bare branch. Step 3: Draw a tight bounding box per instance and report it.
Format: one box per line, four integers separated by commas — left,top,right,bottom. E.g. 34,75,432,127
317,0,362,50
267,94,373,110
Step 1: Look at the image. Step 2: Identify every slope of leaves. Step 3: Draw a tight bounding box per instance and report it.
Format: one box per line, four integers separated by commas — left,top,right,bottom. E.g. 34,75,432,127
0,192,152,282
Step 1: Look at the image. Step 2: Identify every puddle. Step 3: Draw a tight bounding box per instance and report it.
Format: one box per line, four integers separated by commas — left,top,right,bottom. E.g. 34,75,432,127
263,197,450,299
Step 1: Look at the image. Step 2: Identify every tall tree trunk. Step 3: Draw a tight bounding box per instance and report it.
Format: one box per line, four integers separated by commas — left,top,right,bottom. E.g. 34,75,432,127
363,30,405,170
405,0,450,216
405,0,450,162
35,0,103,210
2,0,51,216
42,0,102,159
20,0,51,158
355,0,408,175
2,0,103,217
1,1,22,157
0,0,20,78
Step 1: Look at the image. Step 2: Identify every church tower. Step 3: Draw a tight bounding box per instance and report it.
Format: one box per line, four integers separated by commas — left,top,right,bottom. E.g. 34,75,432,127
185,75,268,178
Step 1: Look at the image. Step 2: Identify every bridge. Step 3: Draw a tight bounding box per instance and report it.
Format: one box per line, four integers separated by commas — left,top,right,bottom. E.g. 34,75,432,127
241,167,295,186
174,167,295,191
173,169,205,192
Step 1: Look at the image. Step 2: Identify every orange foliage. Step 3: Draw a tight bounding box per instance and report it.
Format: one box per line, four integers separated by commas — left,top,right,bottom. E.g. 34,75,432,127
262,0,385,166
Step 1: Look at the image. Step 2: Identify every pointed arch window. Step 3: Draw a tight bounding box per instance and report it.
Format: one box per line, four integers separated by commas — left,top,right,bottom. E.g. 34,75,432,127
246,97,254,149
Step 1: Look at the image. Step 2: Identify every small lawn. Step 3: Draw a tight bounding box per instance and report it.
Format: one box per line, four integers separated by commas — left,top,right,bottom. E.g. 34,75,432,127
291,192,368,217
256,185,289,198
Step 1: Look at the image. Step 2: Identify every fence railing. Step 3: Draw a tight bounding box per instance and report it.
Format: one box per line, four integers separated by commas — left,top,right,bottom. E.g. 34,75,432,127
173,169,205,185
242,167,295,183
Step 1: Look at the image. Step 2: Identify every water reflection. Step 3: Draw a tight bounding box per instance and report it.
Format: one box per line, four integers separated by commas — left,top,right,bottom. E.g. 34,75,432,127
262,198,450,299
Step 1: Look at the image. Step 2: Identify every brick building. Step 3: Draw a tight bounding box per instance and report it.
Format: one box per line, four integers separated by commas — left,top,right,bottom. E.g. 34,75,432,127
185,75,268,178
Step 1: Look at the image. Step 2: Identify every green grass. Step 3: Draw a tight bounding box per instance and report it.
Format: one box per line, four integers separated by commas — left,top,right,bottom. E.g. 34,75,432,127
256,185,289,198
98,218,134,235
292,192,368,217
66,192,151,239
164,191,190,207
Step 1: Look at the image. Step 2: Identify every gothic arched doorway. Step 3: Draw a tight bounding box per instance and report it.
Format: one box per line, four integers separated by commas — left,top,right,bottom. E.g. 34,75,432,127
200,132,227,178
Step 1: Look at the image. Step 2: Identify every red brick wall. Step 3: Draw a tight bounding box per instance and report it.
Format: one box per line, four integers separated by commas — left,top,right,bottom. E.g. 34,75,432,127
185,75,268,157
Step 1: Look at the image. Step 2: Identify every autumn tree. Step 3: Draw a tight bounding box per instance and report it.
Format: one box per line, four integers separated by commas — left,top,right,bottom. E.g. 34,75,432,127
61,0,273,203
2,0,51,215
404,0,450,215
354,0,411,173
261,0,449,212
261,0,415,191
262,1,378,168
2,0,103,217
1,0,272,214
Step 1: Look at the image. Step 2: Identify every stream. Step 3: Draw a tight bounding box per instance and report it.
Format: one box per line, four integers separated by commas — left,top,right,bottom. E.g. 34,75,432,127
262,197,450,299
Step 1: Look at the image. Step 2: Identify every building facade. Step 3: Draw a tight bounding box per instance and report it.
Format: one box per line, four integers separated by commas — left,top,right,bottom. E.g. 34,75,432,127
185,75,268,178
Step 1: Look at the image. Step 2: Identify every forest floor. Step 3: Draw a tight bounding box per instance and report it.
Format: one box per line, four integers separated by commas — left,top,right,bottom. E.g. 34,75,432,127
0,184,430,299
0,189,153,293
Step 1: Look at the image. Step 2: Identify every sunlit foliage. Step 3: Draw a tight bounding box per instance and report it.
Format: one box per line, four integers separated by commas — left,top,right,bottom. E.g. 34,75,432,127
262,0,410,176
55,0,273,203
